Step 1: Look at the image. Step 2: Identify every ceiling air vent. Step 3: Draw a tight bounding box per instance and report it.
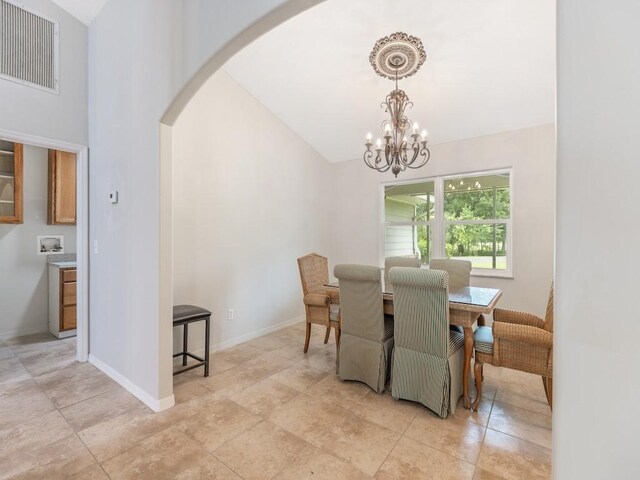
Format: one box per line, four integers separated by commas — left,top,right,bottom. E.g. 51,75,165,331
0,0,59,93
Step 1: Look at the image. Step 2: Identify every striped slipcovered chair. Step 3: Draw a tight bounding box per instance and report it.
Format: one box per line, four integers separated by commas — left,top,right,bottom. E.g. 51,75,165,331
384,256,421,293
389,267,465,418
473,284,554,411
334,264,394,393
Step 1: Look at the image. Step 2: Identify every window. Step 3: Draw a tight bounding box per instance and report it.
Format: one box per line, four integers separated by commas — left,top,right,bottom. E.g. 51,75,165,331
383,181,434,265
382,170,512,275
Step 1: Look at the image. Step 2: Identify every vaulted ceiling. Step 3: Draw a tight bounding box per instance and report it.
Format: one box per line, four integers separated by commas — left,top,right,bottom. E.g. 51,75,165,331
223,0,555,163
50,0,108,25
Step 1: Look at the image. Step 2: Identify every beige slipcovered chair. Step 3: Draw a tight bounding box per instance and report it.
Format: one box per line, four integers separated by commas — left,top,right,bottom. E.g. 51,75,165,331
473,284,554,411
389,267,464,418
430,258,486,328
334,264,394,393
384,256,421,293
297,253,341,353
429,259,471,289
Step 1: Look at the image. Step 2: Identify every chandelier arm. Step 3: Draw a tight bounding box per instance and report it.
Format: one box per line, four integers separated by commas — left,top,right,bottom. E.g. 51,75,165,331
363,149,375,169
406,147,431,169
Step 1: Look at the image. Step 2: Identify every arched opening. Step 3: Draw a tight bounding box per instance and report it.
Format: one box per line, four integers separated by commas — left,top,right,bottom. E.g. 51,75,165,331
160,2,555,475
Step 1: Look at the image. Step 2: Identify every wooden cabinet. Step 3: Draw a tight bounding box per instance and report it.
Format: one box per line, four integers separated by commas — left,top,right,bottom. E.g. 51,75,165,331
48,149,76,225
0,141,23,224
49,264,77,338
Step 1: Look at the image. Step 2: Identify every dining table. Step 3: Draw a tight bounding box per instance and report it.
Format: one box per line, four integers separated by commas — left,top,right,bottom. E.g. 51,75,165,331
323,281,502,410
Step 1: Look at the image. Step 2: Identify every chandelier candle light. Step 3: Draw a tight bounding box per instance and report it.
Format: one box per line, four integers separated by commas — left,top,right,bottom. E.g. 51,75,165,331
363,32,430,177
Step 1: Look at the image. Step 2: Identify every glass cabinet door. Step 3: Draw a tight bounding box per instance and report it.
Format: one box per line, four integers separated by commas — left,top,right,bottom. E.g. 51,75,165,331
0,140,23,224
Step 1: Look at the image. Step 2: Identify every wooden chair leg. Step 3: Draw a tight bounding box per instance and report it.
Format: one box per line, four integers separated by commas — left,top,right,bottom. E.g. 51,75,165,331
334,325,341,349
543,376,553,409
472,361,484,412
323,326,331,344
303,322,311,353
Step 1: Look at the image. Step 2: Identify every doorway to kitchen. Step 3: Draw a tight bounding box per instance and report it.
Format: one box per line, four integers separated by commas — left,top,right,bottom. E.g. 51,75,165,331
0,127,89,365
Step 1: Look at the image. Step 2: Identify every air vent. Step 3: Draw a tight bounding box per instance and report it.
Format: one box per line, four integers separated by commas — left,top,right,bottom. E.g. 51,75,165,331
0,0,59,93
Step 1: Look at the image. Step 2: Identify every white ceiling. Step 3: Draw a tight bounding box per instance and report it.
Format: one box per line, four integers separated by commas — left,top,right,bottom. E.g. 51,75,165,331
223,0,555,163
50,0,108,25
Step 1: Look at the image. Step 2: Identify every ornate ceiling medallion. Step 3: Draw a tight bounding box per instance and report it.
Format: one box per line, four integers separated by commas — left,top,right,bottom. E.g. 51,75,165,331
363,32,431,177
369,32,426,80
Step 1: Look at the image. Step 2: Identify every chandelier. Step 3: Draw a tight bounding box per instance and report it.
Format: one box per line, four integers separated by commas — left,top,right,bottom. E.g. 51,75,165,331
363,32,430,177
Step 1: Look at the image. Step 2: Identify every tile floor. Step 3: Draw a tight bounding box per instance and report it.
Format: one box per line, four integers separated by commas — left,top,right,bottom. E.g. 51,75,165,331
0,323,552,479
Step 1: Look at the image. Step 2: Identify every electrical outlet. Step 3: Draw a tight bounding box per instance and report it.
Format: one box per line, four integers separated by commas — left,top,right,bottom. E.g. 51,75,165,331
227,309,234,321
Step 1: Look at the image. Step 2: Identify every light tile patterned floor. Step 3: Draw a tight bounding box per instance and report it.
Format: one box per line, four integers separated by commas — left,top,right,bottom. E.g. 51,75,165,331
0,323,552,479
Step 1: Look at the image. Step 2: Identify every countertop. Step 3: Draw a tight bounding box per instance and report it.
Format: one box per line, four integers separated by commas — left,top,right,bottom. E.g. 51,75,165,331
48,261,77,268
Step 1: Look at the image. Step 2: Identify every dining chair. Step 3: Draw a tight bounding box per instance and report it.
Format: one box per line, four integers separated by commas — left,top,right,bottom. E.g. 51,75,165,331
334,264,393,393
429,258,486,328
389,267,465,418
384,256,421,293
297,253,341,353
428,259,471,289
473,284,554,411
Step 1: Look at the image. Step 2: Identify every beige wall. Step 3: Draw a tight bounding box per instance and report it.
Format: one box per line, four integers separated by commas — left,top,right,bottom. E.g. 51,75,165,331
328,124,555,317
0,144,77,340
556,0,640,476
172,70,332,350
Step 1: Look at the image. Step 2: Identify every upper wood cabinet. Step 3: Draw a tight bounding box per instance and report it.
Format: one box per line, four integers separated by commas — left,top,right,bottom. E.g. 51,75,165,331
48,149,77,225
0,141,24,224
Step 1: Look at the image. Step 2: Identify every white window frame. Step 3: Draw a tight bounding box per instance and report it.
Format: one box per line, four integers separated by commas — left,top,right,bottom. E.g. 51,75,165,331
380,168,513,278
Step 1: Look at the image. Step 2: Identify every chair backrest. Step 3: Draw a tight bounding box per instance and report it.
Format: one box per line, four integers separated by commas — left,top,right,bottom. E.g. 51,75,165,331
334,264,385,342
384,256,421,293
543,283,554,332
297,253,329,296
390,267,450,358
429,259,471,289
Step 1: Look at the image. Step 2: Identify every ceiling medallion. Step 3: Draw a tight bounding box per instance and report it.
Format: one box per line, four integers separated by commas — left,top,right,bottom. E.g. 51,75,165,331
364,32,431,177
369,32,426,80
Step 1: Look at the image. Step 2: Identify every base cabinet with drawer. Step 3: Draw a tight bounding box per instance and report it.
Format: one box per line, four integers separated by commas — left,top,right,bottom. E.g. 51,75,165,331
49,264,77,338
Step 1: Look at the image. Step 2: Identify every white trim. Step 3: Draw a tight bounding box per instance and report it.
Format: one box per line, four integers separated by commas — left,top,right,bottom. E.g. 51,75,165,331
0,327,50,342
89,354,176,412
211,316,304,353
0,127,89,362
174,316,305,362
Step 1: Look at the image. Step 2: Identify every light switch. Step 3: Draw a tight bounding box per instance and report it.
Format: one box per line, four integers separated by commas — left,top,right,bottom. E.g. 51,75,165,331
109,191,119,204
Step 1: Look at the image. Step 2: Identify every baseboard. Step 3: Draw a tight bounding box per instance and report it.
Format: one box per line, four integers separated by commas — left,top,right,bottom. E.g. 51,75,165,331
89,354,175,412
173,316,305,365
213,315,304,352
0,326,50,342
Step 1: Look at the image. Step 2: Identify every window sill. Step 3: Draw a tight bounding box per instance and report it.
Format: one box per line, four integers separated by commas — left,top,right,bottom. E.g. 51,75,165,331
471,270,513,279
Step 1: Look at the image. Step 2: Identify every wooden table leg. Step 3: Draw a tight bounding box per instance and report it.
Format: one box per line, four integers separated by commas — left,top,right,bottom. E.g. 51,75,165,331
462,326,474,409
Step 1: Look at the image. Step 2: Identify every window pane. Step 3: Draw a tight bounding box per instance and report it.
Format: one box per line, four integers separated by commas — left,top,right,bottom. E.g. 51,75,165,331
385,225,431,265
444,173,510,220
445,224,507,270
385,181,435,223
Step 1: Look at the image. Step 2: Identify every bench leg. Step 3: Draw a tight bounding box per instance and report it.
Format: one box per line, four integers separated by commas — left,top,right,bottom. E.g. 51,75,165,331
182,324,189,366
204,316,210,377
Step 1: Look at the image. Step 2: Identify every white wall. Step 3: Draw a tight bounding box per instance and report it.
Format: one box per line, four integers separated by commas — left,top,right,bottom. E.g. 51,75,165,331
0,0,87,145
329,125,555,317
172,70,331,350
88,0,323,410
0,144,76,340
556,1,640,477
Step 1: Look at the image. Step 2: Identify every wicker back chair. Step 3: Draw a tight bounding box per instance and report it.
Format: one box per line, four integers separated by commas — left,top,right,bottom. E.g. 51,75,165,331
334,264,393,393
297,253,340,353
384,256,421,293
389,267,465,418
473,284,554,411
